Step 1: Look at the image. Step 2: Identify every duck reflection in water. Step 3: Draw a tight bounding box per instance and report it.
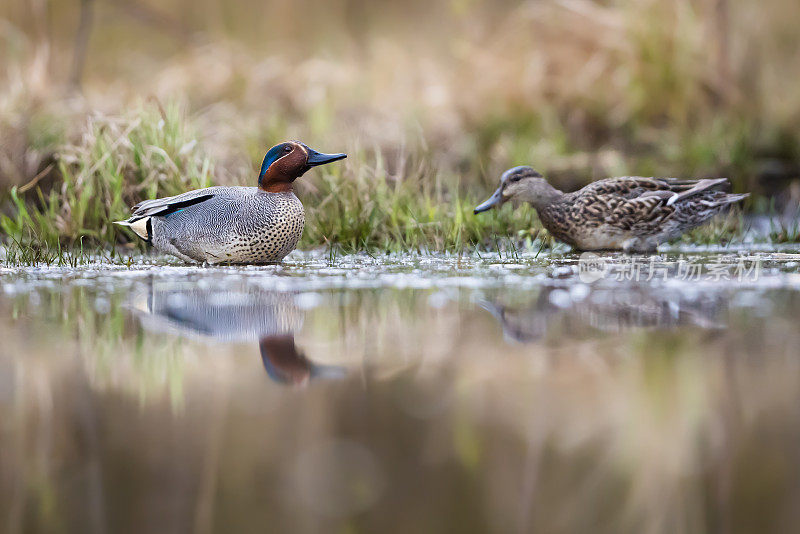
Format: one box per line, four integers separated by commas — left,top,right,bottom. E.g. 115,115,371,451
259,334,345,386
481,286,728,343
130,283,346,386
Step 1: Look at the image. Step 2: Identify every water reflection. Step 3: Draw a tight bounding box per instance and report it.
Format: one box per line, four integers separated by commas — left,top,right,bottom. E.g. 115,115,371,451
131,282,346,385
3,255,800,533
259,335,346,385
481,286,727,343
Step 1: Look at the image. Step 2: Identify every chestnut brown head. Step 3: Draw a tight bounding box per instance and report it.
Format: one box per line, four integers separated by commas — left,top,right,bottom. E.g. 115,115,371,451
258,141,346,193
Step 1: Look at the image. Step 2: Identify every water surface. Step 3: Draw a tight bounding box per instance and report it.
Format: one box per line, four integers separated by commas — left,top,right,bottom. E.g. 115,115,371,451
2,249,800,533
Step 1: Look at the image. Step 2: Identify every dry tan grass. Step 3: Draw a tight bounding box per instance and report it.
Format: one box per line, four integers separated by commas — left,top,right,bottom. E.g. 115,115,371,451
0,0,798,249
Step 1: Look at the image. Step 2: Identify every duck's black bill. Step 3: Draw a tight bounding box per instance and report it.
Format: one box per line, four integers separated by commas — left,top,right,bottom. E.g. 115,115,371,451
305,147,347,167
474,187,503,214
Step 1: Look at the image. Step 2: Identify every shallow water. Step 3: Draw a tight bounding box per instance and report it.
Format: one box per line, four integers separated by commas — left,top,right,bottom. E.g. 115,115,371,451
2,248,800,533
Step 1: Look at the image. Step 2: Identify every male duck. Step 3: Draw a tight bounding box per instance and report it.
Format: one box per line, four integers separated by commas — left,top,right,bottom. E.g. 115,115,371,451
116,141,345,263
474,166,748,252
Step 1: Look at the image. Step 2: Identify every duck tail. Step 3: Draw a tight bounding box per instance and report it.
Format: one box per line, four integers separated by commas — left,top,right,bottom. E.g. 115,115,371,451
716,192,750,207
666,178,730,206
691,192,749,209
114,217,152,242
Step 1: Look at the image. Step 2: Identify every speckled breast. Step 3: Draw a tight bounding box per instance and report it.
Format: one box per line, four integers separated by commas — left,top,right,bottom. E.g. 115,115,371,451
221,191,305,264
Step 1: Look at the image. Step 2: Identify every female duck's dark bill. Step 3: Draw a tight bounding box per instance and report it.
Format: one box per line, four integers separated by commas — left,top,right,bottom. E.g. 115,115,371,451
304,145,347,166
474,186,503,214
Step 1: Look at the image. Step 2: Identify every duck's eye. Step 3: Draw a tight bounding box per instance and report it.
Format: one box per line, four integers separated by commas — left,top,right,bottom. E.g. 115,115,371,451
509,175,522,183
284,145,292,153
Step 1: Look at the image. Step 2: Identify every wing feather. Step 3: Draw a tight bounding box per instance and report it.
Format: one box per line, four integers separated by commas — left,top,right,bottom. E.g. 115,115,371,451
129,187,224,220
577,176,730,203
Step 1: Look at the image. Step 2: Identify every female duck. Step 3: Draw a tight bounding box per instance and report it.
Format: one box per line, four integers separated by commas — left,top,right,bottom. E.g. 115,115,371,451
116,141,345,263
474,166,748,252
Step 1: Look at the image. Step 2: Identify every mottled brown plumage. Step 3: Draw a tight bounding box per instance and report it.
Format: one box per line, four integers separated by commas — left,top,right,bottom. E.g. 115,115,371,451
474,166,749,252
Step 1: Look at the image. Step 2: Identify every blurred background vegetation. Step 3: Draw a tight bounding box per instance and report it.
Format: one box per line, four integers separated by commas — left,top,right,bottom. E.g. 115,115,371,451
0,0,798,252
